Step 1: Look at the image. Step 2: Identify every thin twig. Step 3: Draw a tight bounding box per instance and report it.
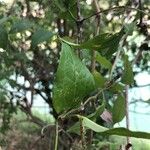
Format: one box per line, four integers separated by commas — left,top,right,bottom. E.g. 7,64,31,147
59,89,103,119
59,81,117,119
132,84,150,88
54,121,59,150
76,0,83,56
76,1,86,148
81,6,149,22
91,0,100,72
76,0,82,26
89,0,101,140
83,89,102,108
68,10,77,22
125,85,131,147
41,124,55,137
139,0,143,25
80,117,86,150
129,110,150,115
130,98,150,104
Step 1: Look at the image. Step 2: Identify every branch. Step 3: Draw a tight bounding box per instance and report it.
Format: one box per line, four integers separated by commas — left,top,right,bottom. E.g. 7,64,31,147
138,0,143,25
18,101,46,127
125,85,131,146
130,99,150,104
76,0,83,56
129,110,150,115
132,84,150,88
76,0,82,44
34,89,48,101
54,120,59,150
91,0,100,72
81,6,149,22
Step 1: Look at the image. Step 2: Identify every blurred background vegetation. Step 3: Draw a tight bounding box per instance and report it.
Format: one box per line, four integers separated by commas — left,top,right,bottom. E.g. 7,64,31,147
0,0,150,149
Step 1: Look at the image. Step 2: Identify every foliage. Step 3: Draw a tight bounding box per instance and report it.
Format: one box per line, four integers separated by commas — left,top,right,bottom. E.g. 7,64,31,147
0,0,150,149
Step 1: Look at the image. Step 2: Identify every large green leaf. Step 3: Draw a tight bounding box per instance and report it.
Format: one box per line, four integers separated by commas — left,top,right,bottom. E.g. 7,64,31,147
0,25,8,49
31,29,53,48
10,19,34,33
77,115,150,139
121,55,134,85
112,94,126,124
60,29,124,57
52,43,95,113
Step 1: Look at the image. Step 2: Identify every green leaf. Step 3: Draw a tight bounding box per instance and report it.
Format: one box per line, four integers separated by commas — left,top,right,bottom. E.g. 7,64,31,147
0,25,8,49
31,29,53,48
121,55,134,85
52,43,95,113
68,100,105,135
60,29,124,58
95,52,112,69
79,115,106,132
10,19,34,33
93,71,107,88
77,115,150,139
112,94,126,124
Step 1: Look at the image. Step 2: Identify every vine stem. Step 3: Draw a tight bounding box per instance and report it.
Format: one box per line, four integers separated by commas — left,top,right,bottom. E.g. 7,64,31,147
89,0,101,145
76,0,82,56
91,0,100,72
125,85,131,148
54,121,59,150
80,118,86,150
59,89,103,119
76,1,86,148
